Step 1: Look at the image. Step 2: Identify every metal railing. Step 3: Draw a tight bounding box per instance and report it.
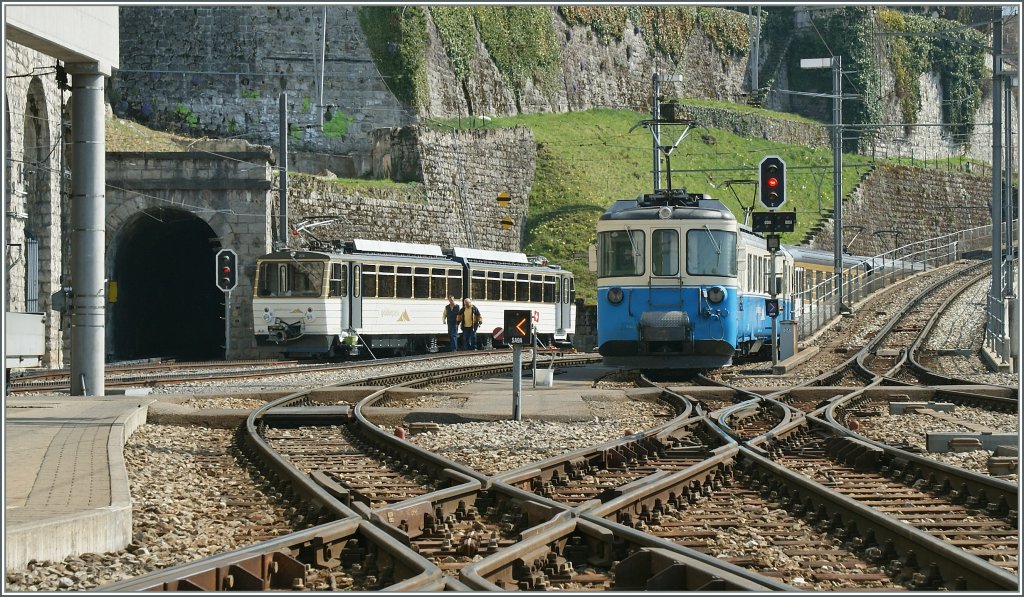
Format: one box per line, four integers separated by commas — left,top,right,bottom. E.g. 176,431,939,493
793,225,997,342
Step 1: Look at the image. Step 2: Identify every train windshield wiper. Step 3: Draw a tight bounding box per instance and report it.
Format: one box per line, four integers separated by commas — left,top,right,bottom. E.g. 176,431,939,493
703,226,721,255
624,225,640,259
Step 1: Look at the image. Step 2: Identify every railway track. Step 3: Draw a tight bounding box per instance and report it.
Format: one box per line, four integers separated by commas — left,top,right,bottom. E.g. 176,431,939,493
590,451,915,590
856,262,992,381
760,417,1019,583
68,272,1018,594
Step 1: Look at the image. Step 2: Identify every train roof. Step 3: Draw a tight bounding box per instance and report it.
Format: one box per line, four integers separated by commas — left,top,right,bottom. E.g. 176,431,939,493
352,238,445,258
451,246,529,265
600,197,736,222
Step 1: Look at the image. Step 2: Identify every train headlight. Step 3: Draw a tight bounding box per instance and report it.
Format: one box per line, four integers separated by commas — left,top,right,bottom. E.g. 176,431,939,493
305,307,315,322
263,308,274,322
658,206,673,219
706,286,726,304
607,287,624,304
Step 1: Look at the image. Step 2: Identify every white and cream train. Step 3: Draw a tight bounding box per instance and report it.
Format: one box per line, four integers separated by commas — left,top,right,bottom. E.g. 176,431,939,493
253,239,575,357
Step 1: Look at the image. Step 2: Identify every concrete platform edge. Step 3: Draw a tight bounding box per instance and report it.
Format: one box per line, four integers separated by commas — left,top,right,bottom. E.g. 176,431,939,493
4,401,151,571
772,346,820,374
980,344,1013,372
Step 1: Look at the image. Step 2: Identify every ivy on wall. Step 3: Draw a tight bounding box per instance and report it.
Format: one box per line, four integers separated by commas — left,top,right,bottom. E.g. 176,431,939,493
877,9,985,144
789,7,985,149
787,8,882,152
361,6,749,114
470,6,563,108
429,7,477,84
357,6,429,110
558,6,751,59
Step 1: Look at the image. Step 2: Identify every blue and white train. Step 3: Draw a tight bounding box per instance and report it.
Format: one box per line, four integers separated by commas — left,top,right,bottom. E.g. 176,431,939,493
594,189,796,369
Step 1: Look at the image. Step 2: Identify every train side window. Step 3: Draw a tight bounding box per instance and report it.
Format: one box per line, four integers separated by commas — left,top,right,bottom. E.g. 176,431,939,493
652,229,679,276
353,265,362,298
471,270,486,299
569,277,575,304
502,271,515,301
363,264,378,298
598,230,645,277
449,268,464,299
487,271,501,300
329,263,346,297
531,274,543,302
517,273,529,302
431,268,447,298
396,266,413,299
544,275,556,303
413,266,430,299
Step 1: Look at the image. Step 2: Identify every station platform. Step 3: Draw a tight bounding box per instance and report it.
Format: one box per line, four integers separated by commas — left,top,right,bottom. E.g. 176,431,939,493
364,361,646,425
4,396,154,571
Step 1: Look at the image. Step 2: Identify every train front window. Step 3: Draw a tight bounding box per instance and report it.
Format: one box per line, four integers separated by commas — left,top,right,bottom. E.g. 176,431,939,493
686,228,737,277
652,229,679,276
256,261,325,297
598,230,645,277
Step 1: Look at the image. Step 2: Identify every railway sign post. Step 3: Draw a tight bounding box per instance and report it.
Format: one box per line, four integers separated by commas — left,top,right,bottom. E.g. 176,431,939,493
505,310,531,421
216,248,238,358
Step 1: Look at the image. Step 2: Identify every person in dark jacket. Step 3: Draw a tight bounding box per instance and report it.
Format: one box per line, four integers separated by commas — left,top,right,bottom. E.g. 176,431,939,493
442,295,460,352
457,298,482,350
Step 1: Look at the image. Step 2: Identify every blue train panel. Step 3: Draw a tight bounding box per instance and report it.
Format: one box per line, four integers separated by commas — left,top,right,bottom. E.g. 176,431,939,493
598,284,740,369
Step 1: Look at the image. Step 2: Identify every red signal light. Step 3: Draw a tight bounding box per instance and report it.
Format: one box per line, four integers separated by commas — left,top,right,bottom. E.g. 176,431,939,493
222,266,232,273
767,177,779,188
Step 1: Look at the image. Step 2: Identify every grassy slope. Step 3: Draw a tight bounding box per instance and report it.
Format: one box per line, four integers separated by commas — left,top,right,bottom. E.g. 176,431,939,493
473,109,872,303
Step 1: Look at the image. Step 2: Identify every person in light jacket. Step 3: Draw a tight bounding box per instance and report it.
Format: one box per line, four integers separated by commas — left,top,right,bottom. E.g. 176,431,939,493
457,298,482,350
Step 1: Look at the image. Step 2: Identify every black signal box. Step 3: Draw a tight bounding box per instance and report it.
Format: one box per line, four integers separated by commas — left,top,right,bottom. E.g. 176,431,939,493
765,298,780,318
504,310,532,344
752,211,796,233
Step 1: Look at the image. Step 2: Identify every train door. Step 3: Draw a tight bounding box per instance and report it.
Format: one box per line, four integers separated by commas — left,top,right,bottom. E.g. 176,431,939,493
350,262,363,330
329,261,350,331
557,275,572,333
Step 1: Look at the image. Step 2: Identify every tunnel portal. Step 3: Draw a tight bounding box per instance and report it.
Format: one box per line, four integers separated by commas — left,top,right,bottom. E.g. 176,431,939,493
112,209,226,360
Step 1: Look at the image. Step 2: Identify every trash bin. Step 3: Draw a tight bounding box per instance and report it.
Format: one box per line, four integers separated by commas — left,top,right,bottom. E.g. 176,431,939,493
535,368,554,387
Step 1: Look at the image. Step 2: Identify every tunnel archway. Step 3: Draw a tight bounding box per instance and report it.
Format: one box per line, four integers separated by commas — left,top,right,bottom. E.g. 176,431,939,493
112,208,226,360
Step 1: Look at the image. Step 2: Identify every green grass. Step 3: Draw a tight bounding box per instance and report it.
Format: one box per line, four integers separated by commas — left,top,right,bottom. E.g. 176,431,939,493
439,108,872,303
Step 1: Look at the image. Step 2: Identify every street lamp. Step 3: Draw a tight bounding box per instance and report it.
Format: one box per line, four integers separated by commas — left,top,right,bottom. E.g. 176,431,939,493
801,56,848,314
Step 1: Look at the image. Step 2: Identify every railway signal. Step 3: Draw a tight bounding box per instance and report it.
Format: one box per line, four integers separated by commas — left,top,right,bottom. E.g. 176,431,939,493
765,298,780,318
758,156,786,210
504,309,532,345
216,249,238,291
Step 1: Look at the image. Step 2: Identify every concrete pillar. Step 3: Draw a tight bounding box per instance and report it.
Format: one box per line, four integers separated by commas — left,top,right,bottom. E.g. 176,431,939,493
67,65,106,396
